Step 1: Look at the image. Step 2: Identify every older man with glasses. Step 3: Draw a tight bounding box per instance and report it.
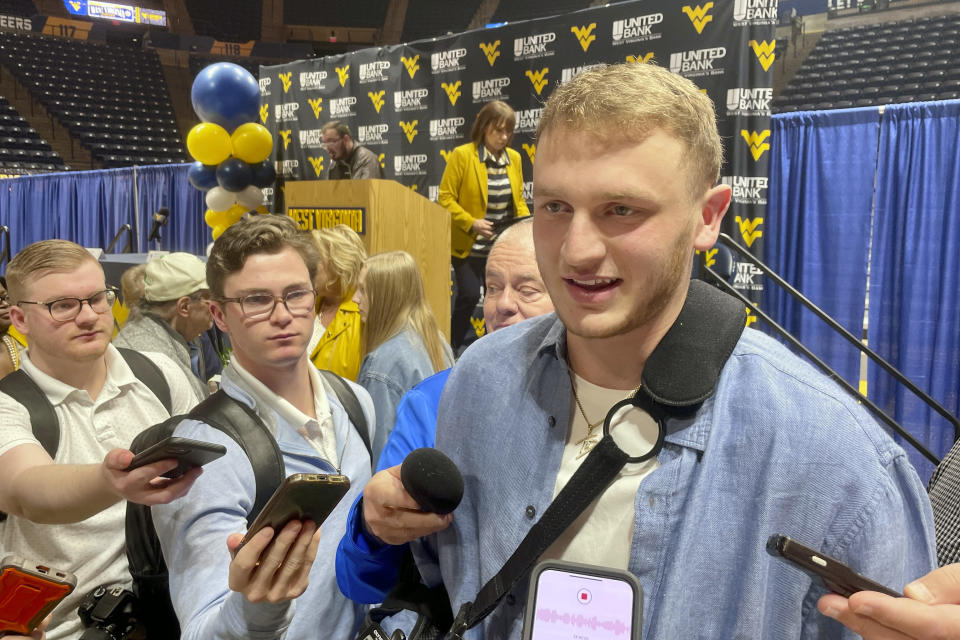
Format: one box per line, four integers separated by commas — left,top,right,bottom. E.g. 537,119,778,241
0,239,204,639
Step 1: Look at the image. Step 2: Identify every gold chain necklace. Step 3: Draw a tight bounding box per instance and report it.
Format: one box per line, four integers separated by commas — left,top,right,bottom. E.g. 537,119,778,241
567,369,641,459
2,334,19,371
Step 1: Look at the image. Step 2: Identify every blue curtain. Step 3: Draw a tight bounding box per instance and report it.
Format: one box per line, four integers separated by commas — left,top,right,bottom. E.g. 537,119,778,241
0,168,135,254
134,164,208,255
869,100,960,482
765,107,880,385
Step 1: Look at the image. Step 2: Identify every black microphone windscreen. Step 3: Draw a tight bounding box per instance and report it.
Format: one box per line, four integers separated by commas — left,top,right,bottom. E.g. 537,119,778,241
400,448,464,515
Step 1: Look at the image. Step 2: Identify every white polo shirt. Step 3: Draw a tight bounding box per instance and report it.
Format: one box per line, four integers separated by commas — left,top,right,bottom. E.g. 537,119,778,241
0,345,199,640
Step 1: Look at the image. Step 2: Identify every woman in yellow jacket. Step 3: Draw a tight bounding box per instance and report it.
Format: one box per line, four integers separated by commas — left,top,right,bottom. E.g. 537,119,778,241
438,100,530,353
308,225,366,380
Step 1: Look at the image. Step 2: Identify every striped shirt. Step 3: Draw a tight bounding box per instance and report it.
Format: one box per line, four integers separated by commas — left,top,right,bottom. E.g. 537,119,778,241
471,145,515,256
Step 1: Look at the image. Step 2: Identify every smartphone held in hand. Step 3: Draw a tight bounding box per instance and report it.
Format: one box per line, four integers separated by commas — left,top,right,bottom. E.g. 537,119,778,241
0,556,76,637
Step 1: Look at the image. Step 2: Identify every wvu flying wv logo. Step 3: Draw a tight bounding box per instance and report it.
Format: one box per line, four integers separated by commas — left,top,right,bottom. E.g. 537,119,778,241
522,143,536,164
259,104,269,124
401,55,420,78
526,68,549,95
399,120,419,143
682,3,714,34
278,130,292,150
69,0,81,10
440,149,452,162
470,316,486,339
745,306,758,327
442,81,462,106
335,65,350,87
749,39,776,71
307,97,323,119
308,156,325,177
368,90,386,113
735,216,763,247
378,153,385,169
479,40,501,66
570,24,596,52
741,129,771,161
703,248,718,268
626,52,655,63
278,72,293,93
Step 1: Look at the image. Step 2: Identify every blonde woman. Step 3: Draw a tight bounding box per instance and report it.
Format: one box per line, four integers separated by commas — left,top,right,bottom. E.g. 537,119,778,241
353,251,453,464
309,225,366,380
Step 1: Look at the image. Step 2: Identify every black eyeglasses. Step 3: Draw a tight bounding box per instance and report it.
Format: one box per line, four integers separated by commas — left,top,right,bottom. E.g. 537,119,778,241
220,289,316,320
17,288,117,322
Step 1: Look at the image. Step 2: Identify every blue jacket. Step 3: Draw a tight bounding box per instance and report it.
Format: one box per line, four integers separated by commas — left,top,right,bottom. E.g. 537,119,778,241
336,369,451,603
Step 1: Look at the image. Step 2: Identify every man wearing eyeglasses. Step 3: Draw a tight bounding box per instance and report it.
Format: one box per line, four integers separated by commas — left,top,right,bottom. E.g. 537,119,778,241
322,120,384,180
150,215,375,639
0,239,204,639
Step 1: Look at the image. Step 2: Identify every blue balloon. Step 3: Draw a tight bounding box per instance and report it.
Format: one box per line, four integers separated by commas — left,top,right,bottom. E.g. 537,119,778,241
216,157,253,192
191,62,260,133
187,161,219,191
250,160,277,188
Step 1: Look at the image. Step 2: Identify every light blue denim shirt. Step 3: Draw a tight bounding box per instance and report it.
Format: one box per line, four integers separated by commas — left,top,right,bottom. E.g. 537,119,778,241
421,312,936,639
151,362,375,640
358,327,453,465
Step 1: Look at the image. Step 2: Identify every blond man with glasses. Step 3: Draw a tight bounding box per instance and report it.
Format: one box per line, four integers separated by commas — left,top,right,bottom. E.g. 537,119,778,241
0,239,203,639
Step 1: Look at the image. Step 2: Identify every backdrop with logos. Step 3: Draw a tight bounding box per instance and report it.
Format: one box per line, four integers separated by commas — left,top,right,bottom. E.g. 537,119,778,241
260,0,775,296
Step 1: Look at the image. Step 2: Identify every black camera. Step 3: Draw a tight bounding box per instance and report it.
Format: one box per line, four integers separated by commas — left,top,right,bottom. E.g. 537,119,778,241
77,584,139,640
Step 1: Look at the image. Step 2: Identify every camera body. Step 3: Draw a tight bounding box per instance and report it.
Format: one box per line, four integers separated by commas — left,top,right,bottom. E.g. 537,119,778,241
77,585,139,640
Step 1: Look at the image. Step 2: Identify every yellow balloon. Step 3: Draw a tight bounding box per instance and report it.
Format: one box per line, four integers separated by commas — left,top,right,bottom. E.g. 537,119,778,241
204,208,228,228
256,205,269,215
211,224,228,240
225,203,247,224
230,123,273,163
187,123,232,165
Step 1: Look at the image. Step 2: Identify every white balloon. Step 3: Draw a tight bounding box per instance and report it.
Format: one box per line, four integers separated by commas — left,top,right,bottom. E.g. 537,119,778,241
205,186,235,212
236,185,264,210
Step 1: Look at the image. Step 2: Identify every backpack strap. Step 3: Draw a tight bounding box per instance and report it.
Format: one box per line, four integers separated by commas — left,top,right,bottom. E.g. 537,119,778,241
0,370,59,458
187,390,285,526
118,348,172,414
318,369,372,459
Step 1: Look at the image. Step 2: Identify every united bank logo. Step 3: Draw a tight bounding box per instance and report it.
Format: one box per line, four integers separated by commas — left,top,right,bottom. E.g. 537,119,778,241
669,47,726,78
721,175,769,205
480,40,501,66
400,55,420,79
571,23,596,52
368,90,386,113
682,3,714,34
428,185,439,202
431,48,467,73
278,130,293,150
749,39,776,71
330,96,358,118
278,72,292,93
442,81,462,106
733,260,763,290
734,0,777,25
472,77,511,103
516,108,543,134
298,129,326,149
358,124,389,146
514,32,556,61
561,64,605,84
335,65,350,87
399,120,419,143
259,104,269,124
522,180,534,203
626,53,655,63
258,77,271,96
300,70,328,91
726,88,772,116
394,154,428,176
735,216,764,247
275,159,299,178
430,117,465,141
359,60,390,83
307,97,324,119
308,156,325,177
526,68,550,95
612,13,663,45
522,143,536,164
394,88,429,112
275,102,300,122
740,129,771,161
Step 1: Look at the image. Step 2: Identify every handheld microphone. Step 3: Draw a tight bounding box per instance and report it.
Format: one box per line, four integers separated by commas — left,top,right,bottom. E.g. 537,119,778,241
147,206,170,242
400,448,464,515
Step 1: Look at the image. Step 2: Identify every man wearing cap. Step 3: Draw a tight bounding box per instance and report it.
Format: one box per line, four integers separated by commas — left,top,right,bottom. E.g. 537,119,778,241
114,253,213,402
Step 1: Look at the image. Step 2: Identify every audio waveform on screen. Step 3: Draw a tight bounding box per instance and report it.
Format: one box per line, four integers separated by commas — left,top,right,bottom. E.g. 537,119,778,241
534,608,630,636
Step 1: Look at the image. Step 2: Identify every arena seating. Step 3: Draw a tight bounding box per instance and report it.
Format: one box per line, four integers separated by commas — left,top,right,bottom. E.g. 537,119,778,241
0,0,36,17
774,13,960,112
284,0,388,28
489,0,592,24
401,0,483,43
186,0,261,42
0,30,185,168
0,95,64,173
189,54,261,80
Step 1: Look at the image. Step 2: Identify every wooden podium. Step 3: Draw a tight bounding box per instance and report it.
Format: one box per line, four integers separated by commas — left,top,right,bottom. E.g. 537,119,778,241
284,179,451,338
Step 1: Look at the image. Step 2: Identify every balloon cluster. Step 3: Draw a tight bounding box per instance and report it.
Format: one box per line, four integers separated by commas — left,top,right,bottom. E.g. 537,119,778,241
186,63,276,239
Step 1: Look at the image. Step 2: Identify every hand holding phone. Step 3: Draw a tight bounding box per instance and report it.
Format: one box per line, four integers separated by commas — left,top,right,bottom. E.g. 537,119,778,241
0,556,76,638
126,436,226,479
766,534,901,598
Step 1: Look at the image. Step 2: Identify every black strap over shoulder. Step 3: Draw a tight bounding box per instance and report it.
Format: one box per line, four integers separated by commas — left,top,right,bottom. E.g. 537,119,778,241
318,368,372,460
0,370,58,458
187,390,286,526
117,348,172,414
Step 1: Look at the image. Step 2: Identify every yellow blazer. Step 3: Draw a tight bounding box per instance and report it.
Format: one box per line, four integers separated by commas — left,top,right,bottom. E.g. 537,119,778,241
438,142,530,259
309,300,364,381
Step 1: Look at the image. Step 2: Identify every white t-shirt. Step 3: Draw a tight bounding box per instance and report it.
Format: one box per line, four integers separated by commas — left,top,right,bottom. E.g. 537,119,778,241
543,373,661,570
0,345,199,640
